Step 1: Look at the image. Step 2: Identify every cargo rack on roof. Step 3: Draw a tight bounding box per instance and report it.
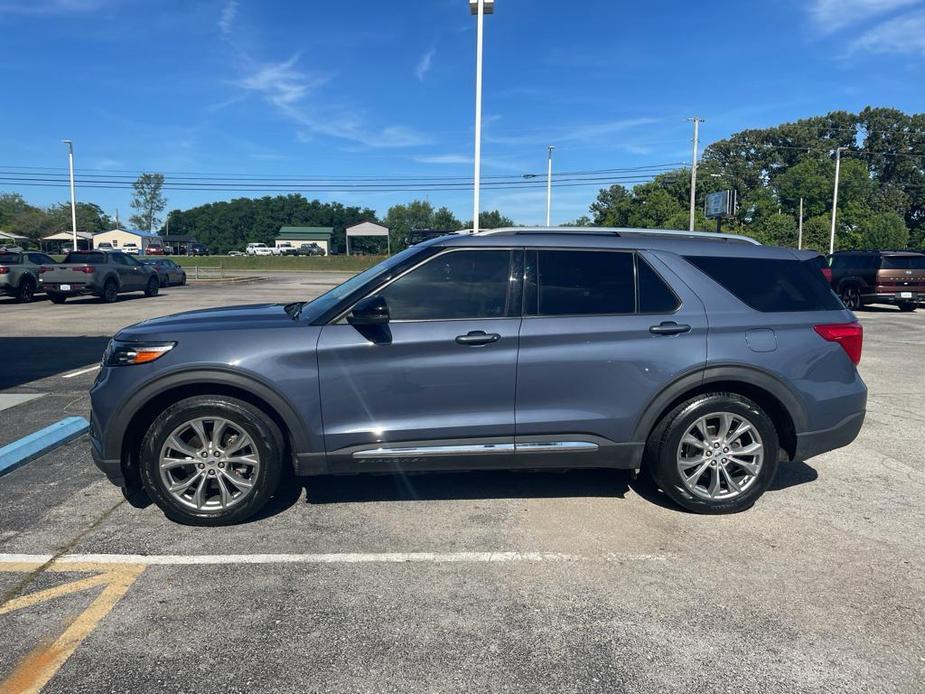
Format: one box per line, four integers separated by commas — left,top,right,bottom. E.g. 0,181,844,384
468,226,761,245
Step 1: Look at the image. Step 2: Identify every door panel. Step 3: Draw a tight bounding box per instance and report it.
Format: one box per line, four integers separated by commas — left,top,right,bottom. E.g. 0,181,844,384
317,319,520,468
515,250,707,463
317,247,523,471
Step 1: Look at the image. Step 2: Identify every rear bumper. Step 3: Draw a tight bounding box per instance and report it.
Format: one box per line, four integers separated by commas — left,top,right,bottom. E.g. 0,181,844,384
863,291,925,304
793,410,865,461
41,282,101,296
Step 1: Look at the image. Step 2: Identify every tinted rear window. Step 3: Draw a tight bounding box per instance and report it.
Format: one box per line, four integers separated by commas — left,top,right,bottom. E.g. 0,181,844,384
686,256,843,312
0,253,21,264
881,255,925,270
535,250,636,316
638,257,680,313
64,252,106,264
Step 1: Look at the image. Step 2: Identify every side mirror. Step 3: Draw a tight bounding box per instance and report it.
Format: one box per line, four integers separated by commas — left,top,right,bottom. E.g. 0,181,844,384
348,295,390,325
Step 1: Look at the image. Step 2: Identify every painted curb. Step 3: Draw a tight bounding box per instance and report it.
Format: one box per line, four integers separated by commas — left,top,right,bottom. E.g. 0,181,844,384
0,416,89,477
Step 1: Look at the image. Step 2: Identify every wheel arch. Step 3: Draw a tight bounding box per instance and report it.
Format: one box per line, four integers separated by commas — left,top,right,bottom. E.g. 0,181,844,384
633,365,805,462
111,369,315,489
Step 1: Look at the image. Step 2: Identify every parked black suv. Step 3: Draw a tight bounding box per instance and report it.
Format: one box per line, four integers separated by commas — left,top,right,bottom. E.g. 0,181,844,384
828,250,925,311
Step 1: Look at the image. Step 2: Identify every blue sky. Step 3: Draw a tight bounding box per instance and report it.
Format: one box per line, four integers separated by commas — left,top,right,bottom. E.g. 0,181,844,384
1,0,923,225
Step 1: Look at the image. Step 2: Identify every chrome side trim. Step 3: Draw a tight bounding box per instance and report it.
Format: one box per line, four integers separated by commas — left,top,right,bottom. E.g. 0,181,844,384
352,440,598,460
515,441,599,453
353,443,514,460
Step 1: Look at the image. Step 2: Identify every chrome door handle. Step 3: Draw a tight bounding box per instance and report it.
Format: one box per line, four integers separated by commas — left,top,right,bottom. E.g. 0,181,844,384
455,330,501,346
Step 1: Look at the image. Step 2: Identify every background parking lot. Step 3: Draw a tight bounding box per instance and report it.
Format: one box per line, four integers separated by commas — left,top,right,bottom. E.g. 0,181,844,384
1,276,923,693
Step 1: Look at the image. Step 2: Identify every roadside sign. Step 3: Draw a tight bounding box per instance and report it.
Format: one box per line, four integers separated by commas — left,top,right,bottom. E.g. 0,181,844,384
705,190,734,219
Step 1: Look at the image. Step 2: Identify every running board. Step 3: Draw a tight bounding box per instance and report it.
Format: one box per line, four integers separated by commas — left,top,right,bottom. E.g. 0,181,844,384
352,441,597,460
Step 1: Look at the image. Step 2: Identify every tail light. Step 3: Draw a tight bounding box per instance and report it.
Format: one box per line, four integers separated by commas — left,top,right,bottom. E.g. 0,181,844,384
0,266,8,275
76,265,95,274
814,323,863,365
40,265,53,274
821,267,832,282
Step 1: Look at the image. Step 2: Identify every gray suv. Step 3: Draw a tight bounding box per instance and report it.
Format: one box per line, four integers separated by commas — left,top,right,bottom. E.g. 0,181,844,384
89,228,867,525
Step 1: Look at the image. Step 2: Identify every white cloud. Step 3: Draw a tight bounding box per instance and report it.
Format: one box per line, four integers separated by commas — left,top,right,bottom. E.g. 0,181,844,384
486,117,659,146
0,0,109,14
236,54,326,109
415,46,435,82
853,9,925,54
219,0,237,35
415,153,472,165
809,0,921,33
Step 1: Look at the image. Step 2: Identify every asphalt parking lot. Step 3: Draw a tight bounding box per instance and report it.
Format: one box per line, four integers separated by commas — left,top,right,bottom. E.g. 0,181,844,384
1,276,923,693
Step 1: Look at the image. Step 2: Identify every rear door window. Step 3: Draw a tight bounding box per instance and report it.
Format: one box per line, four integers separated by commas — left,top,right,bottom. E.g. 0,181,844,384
531,250,635,316
637,257,680,313
685,256,843,312
0,253,21,264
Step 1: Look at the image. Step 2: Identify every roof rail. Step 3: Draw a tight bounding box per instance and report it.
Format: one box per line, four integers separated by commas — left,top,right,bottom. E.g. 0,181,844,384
471,226,761,245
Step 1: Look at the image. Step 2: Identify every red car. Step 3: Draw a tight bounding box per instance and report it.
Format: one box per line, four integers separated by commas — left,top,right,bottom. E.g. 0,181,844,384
145,245,166,256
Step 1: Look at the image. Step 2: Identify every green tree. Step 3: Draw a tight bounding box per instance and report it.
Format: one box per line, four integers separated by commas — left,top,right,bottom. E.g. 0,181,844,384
129,172,167,231
383,200,439,250
433,206,462,231
465,210,515,229
0,193,33,229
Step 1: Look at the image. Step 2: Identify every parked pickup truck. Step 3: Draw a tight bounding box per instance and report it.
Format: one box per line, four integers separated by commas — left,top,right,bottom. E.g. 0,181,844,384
41,250,160,304
0,249,56,303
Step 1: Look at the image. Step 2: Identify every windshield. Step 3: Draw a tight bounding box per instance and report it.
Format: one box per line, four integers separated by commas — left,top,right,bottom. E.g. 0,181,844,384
295,245,425,319
881,255,925,270
0,253,21,263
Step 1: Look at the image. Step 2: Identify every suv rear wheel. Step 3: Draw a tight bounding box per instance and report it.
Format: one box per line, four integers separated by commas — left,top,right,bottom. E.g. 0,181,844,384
647,393,779,514
139,395,285,525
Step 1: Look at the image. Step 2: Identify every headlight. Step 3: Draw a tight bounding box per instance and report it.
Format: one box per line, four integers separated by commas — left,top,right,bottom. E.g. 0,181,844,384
106,341,176,366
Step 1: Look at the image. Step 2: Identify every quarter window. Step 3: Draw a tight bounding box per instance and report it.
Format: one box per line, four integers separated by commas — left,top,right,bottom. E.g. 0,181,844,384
376,250,514,320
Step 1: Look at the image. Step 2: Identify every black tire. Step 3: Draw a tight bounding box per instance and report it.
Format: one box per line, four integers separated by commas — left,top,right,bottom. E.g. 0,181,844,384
139,395,285,526
102,279,118,303
839,284,863,311
48,292,67,304
645,393,779,514
16,278,35,303
898,302,917,312
144,276,159,297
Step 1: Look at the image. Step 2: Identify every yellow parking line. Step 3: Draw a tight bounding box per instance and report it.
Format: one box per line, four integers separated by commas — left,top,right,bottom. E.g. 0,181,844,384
0,563,145,694
0,573,111,616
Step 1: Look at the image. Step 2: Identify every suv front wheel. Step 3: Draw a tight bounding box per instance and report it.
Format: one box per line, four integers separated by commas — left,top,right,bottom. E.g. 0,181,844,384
139,395,285,525
647,393,779,514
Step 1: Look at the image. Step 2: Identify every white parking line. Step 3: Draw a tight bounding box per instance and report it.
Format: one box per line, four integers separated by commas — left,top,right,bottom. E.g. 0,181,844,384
61,365,100,379
0,551,667,566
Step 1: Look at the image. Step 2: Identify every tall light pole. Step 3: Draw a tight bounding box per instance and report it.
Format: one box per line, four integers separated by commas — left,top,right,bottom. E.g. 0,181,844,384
798,197,804,250
469,0,493,234
62,139,78,250
545,145,554,227
829,147,845,254
687,117,703,232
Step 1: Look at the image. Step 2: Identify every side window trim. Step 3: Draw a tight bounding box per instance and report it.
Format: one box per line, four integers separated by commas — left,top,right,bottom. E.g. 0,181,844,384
334,247,521,324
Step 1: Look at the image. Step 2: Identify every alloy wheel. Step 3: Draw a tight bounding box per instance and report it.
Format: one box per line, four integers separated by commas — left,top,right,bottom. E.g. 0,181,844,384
159,417,261,512
841,286,860,310
676,412,764,501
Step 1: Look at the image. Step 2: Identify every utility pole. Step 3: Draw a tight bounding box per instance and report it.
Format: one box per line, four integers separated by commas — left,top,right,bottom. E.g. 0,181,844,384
62,140,78,250
798,197,804,250
829,147,844,254
545,145,554,227
469,0,494,234
687,117,703,232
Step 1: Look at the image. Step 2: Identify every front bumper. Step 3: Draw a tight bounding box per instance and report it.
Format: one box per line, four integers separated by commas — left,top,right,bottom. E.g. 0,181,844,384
90,424,124,486
793,410,865,461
